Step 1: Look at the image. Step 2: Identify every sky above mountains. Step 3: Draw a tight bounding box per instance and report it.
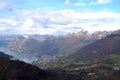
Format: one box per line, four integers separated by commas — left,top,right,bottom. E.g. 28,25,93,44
0,0,120,35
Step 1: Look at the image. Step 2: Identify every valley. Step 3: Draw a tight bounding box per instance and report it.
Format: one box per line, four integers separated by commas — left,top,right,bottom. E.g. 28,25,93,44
0,0,120,79
0,30,120,80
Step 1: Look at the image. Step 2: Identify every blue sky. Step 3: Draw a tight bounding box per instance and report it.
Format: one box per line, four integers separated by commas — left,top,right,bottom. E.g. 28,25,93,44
0,0,120,35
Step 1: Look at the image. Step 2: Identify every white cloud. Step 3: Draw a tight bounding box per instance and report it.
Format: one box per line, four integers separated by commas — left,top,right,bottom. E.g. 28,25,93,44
0,1,9,11
74,11,120,21
64,0,86,6
72,2,86,6
0,19,18,26
64,0,70,5
22,18,34,27
83,23,120,32
90,0,112,5
0,26,7,31
0,9,120,35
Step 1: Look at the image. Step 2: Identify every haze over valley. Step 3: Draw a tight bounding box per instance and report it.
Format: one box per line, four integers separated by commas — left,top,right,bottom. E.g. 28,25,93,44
0,0,120,80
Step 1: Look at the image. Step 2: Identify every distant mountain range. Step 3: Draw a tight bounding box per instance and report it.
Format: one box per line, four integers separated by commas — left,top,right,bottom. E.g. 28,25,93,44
1,30,120,64
0,35,18,48
33,32,120,70
68,34,120,62
8,31,111,57
9,36,41,53
0,34,54,48
1,30,120,80
31,32,120,80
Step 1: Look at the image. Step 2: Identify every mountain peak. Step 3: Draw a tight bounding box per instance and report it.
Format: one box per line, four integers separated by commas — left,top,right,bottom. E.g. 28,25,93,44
106,34,120,38
68,33,120,62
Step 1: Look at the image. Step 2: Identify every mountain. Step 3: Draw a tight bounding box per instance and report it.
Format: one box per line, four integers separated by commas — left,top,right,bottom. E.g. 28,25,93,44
0,55,52,80
32,33,120,80
102,70,120,80
8,36,41,53
0,35,18,48
28,34,55,42
1,52,119,80
8,31,111,56
57,31,110,54
33,33,120,71
0,34,54,48
0,52,82,80
68,34,120,62
0,51,13,58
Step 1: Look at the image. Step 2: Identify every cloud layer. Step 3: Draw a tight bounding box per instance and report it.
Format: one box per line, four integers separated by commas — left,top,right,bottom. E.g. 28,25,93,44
0,0,120,35
90,0,112,5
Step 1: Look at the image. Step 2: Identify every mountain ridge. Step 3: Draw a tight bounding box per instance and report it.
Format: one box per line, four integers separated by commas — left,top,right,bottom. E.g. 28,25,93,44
0,52,81,80
8,31,111,56
68,34,120,62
